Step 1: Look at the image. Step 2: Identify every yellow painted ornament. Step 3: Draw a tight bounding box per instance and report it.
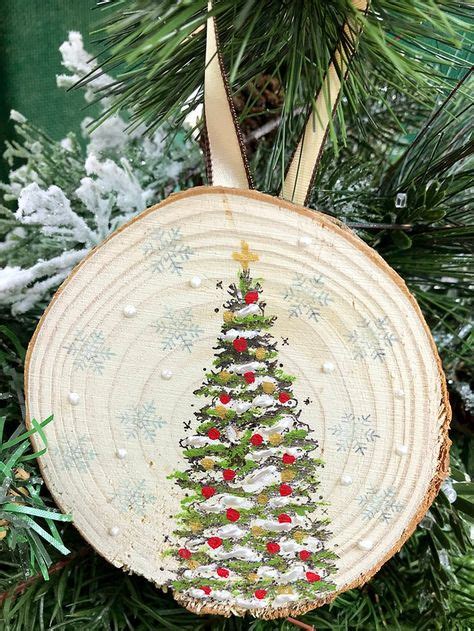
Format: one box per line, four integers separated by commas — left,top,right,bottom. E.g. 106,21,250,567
200,457,214,470
223,311,234,323
262,381,275,394
269,432,283,446
219,370,231,383
251,526,264,537
255,347,266,360
293,531,307,543
256,493,268,506
281,468,296,482
215,405,228,419
187,559,200,570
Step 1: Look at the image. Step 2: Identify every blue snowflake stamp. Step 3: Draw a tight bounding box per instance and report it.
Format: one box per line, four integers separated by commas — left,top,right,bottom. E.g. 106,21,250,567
152,306,203,352
118,400,166,441
357,487,405,523
111,479,156,514
143,226,194,275
330,412,380,456
283,273,332,321
52,435,97,472
64,330,114,375
346,316,398,363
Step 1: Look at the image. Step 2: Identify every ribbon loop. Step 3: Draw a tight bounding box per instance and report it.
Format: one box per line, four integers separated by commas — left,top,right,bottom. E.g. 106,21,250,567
203,1,367,203
281,0,368,206
204,6,251,189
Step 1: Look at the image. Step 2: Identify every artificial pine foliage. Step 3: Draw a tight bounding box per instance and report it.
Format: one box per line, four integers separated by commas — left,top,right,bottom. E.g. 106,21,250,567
0,1,472,628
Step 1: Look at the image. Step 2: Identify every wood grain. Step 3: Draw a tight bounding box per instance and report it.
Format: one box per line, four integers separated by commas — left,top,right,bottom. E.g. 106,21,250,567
25,187,450,618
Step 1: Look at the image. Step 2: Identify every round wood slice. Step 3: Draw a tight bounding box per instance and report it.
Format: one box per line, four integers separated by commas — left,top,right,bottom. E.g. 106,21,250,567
25,186,450,619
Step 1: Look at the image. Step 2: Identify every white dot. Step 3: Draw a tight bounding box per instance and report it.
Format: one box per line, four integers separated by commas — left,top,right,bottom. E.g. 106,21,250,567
116,448,127,460
109,526,120,537
298,236,312,248
358,539,373,551
322,361,335,374
340,474,353,486
395,389,405,399
189,276,202,288
396,444,408,456
161,369,173,380
68,392,80,406
123,304,137,318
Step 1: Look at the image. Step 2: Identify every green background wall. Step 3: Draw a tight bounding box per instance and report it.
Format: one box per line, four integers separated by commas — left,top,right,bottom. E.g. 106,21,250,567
0,0,98,178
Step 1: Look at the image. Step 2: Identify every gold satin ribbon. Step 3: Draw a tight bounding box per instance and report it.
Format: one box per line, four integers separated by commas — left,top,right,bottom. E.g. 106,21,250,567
204,4,250,189
281,0,368,206
204,0,367,203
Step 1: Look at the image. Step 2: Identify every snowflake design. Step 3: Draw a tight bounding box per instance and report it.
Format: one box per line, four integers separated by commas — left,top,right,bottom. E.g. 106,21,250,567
52,435,96,472
111,479,157,514
118,400,166,440
346,316,398,363
329,412,380,456
152,307,203,352
143,226,194,275
283,273,332,321
64,330,114,375
357,487,405,523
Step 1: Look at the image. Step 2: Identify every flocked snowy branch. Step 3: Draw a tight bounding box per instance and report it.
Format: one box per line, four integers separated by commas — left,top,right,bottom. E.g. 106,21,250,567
0,31,202,315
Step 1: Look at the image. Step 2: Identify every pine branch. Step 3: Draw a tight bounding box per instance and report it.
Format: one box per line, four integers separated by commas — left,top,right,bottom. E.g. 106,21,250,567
82,0,472,192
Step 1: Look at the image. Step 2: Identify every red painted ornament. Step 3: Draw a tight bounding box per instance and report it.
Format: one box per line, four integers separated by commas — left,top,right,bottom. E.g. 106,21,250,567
207,536,223,549
306,571,321,582
244,371,255,384
201,486,216,499
217,567,230,578
245,290,259,304
226,508,240,522
279,392,291,403
282,453,296,465
219,393,231,404
266,542,281,554
278,513,292,523
299,550,312,561
254,589,267,600
223,468,236,481
178,548,191,559
200,585,212,594
250,433,263,446
207,427,221,440
280,483,292,496
233,337,248,353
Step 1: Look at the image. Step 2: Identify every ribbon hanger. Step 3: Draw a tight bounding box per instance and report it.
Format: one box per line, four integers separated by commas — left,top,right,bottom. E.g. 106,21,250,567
204,0,367,203
204,3,252,188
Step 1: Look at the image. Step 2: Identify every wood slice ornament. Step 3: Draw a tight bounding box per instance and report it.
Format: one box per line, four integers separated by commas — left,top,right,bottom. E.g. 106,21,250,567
25,3,450,621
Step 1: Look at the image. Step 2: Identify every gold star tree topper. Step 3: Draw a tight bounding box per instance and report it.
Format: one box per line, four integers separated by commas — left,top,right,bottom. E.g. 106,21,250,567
232,240,259,270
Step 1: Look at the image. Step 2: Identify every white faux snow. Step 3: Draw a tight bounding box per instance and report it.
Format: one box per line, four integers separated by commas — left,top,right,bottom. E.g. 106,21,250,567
274,593,299,606
251,394,276,408
210,546,262,562
235,303,261,317
268,495,309,509
254,415,296,438
229,361,266,374
245,446,304,463
250,515,307,532
238,465,280,493
198,494,254,513
203,523,246,540
220,328,259,341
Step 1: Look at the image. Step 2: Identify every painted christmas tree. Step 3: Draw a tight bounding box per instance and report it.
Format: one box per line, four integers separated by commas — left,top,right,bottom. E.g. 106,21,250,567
171,242,337,612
